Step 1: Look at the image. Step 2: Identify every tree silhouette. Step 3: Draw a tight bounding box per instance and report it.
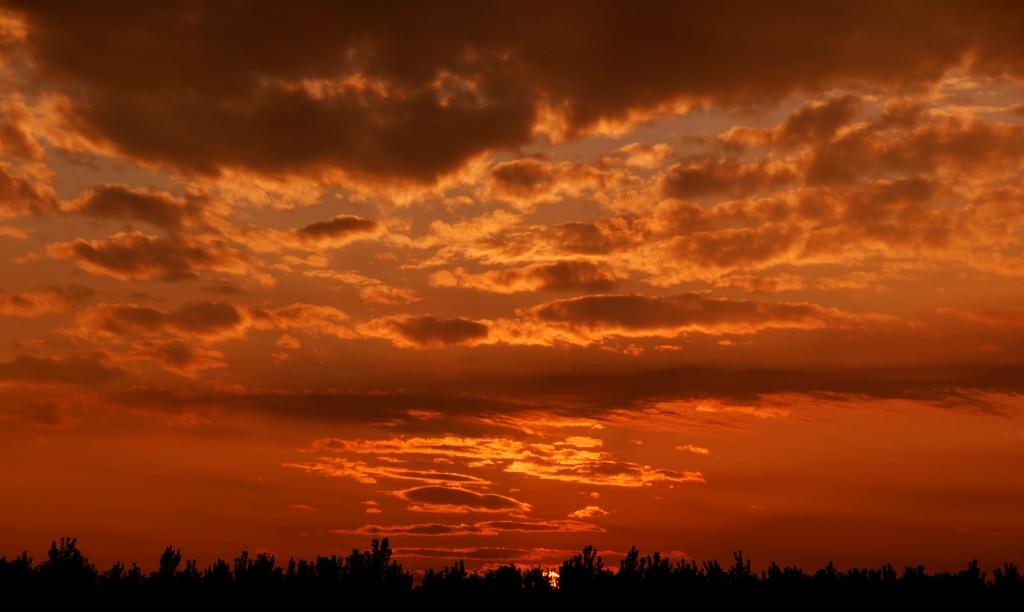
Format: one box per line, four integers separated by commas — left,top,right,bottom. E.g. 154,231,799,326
0,537,1021,605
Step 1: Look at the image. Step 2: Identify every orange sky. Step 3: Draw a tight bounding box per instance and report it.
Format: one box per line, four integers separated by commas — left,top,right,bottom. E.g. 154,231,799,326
1,1,1024,574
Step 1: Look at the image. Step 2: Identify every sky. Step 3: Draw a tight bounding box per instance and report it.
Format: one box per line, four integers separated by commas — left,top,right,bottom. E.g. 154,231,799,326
1,1,1024,574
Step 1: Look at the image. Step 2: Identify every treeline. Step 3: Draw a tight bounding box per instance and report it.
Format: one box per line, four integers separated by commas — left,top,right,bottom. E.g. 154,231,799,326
1,537,1023,605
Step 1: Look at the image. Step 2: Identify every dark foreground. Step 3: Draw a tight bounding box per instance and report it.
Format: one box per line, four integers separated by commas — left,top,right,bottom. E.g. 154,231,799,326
2,537,1022,606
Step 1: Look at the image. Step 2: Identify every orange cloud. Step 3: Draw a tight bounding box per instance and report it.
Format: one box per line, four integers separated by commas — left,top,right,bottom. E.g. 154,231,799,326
676,444,711,456
567,505,609,519
309,435,704,488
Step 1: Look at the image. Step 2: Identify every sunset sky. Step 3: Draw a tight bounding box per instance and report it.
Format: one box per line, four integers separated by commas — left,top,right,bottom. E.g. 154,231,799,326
2,1,1024,574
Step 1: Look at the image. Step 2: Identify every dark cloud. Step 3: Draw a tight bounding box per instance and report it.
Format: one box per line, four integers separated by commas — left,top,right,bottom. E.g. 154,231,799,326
295,215,380,246
806,112,1024,185
0,353,123,385
507,261,618,292
47,231,250,280
489,158,555,199
129,339,225,375
66,184,200,229
9,2,1024,183
101,360,1024,426
662,157,795,199
465,364,1024,414
81,301,244,337
105,386,529,427
779,96,862,144
369,315,489,348
0,284,93,316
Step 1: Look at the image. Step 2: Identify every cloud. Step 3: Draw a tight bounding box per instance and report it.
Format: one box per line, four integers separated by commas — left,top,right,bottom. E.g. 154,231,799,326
662,157,795,199
504,454,705,488
602,142,673,168
335,523,491,537
0,162,54,217
489,158,557,201
721,95,862,149
667,224,802,271
474,519,604,533
360,315,489,348
485,158,631,208
527,292,863,339
0,97,45,161
938,307,1024,329
11,3,1024,186
567,505,609,519
294,215,381,247
805,110,1024,186
676,444,710,456
334,519,602,537
285,458,490,486
715,274,806,293
129,339,227,376
75,301,245,338
395,546,532,560
0,285,92,317
0,354,123,385
107,386,527,426
68,302,247,374
309,435,704,488
249,302,354,339
64,184,201,229
394,485,531,514
47,231,252,281
70,300,355,374
430,261,620,294
302,269,420,306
